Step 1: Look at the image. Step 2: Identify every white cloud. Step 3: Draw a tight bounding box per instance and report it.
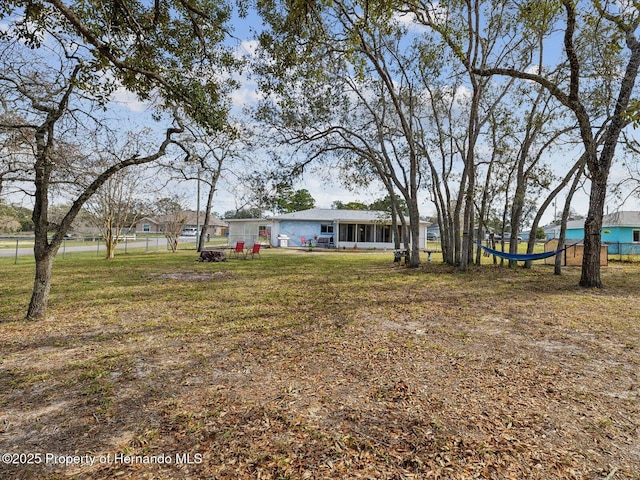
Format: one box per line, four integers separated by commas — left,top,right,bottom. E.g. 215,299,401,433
231,86,262,111
236,40,259,59
393,12,429,34
395,2,448,32
111,87,148,113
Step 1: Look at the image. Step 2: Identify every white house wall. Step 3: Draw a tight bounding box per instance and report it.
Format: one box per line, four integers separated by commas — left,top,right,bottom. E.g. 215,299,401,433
271,221,280,247
228,220,272,246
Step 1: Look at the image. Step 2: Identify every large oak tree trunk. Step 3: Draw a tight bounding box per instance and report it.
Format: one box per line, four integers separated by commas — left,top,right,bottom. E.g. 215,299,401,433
27,178,57,320
27,123,58,320
580,173,607,287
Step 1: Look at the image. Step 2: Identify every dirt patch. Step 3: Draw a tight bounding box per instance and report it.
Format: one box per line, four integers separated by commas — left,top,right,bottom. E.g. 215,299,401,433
154,271,232,281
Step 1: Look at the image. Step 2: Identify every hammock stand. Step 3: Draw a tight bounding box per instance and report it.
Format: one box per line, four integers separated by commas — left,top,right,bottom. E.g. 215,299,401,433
474,241,579,262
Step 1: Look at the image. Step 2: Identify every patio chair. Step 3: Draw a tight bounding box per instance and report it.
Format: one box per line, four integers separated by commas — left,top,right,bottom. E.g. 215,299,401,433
232,241,245,259
245,243,261,259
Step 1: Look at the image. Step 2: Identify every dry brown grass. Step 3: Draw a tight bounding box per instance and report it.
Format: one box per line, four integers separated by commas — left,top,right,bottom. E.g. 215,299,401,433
1,249,639,479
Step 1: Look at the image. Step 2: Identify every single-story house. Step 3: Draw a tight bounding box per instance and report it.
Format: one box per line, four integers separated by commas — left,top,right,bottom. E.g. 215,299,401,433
227,208,429,249
565,211,640,255
135,216,163,234
544,224,560,240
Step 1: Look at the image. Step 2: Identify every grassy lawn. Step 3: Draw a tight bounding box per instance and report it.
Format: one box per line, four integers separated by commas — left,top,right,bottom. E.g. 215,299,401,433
1,249,639,479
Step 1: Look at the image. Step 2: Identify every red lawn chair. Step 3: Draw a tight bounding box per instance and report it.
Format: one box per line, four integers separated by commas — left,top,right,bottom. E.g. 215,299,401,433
245,243,261,259
232,241,245,259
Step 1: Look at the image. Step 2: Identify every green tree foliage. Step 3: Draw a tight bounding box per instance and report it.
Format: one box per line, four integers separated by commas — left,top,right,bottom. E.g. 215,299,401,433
256,0,640,284
463,0,640,286
1,0,238,129
368,195,409,216
0,200,22,232
276,188,316,213
0,202,33,231
552,207,584,225
224,208,264,219
331,201,368,210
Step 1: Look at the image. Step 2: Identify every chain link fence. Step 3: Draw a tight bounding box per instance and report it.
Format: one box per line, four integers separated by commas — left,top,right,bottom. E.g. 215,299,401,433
0,235,199,264
605,242,640,261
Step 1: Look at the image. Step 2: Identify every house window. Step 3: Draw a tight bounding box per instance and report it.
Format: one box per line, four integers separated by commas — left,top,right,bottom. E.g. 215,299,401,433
339,224,356,242
376,225,392,243
633,230,640,243
340,223,379,242
143,224,151,232
321,223,334,234
258,225,271,242
358,224,375,243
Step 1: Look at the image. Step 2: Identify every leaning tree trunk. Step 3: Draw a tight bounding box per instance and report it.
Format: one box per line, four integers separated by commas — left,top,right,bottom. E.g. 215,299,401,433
460,79,481,271
197,167,222,252
27,249,55,320
554,218,568,276
580,172,607,287
27,182,62,319
578,41,640,286
27,135,56,320
198,183,216,252
27,181,59,319
388,192,402,251
554,159,584,274
475,153,495,265
508,179,526,269
391,211,401,251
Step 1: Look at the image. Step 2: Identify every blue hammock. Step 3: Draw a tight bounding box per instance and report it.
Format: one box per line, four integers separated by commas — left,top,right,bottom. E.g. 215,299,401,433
474,241,575,262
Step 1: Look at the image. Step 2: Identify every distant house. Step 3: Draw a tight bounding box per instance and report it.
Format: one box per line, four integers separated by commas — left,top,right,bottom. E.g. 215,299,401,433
564,211,640,255
181,211,228,236
544,224,560,240
226,208,429,249
135,217,163,234
565,211,640,241
134,211,228,236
